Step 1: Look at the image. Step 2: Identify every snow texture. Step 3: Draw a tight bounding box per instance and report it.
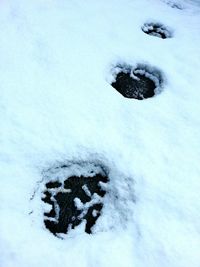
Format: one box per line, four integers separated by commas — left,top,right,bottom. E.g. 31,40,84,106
0,0,200,266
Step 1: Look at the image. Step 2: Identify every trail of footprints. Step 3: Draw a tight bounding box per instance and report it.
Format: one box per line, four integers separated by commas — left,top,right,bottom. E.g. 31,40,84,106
39,18,173,236
110,21,172,100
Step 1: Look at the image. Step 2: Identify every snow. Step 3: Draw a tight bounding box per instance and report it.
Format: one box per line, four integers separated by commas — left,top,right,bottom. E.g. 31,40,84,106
0,0,200,266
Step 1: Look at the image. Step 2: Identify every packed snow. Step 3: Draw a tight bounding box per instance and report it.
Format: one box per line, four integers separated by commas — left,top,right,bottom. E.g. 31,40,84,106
0,0,200,266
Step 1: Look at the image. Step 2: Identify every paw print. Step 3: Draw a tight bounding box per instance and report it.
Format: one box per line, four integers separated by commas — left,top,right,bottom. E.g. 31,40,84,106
42,173,108,235
142,22,173,39
110,63,164,100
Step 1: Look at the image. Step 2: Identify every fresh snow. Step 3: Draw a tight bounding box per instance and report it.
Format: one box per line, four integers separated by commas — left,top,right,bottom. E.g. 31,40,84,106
0,0,200,266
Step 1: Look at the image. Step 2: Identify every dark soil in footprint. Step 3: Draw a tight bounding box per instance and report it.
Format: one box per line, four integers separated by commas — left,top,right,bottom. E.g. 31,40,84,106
42,173,108,235
112,70,156,99
142,22,172,39
111,63,164,100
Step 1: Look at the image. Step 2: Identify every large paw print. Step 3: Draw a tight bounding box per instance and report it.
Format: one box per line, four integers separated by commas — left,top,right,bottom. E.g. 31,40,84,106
110,63,164,100
42,172,108,235
162,0,183,9
142,22,173,39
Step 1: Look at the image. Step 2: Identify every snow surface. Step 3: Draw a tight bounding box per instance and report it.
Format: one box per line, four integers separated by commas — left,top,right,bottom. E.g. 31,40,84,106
0,0,200,266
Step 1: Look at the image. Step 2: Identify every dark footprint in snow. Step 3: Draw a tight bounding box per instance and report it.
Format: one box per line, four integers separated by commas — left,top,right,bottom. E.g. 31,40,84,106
111,63,164,100
42,168,108,236
162,0,183,9
142,22,172,39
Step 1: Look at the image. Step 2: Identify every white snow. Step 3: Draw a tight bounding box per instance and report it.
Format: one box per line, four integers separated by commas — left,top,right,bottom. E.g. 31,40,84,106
0,0,200,266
